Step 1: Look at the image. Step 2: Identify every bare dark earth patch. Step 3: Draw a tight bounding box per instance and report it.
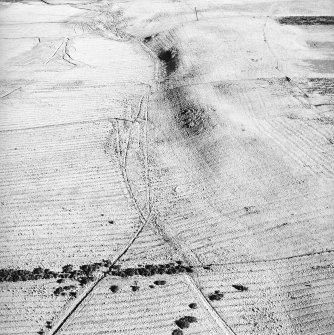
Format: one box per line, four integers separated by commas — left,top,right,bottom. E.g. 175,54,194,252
277,16,334,25
165,87,212,137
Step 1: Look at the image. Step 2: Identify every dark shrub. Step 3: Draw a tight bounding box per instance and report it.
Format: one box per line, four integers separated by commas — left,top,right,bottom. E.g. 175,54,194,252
79,277,88,286
43,273,53,279
154,280,166,286
208,291,224,301
103,260,112,267
69,291,77,298
175,315,197,329
54,287,63,295
110,285,119,293
232,284,248,291
189,303,197,309
125,268,136,276
175,318,189,329
57,279,65,284
80,265,92,275
149,267,158,276
33,267,44,275
184,316,197,323
166,268,176,275
131,285,139,292
172,329,183,335
63,285,76,291
143,36,152,43
62,264,73,273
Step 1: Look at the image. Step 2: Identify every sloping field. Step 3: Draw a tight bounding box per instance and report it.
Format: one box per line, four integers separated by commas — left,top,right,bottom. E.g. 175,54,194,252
0,279,79,335
198,252,334,335
0,121,144,270
0,0,333,334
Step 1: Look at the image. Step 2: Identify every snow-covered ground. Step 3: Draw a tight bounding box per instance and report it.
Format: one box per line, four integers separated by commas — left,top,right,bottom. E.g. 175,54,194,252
0,0,333,334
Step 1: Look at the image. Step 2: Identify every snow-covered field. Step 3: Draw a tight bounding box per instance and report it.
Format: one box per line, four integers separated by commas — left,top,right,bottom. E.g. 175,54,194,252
0,0,333,334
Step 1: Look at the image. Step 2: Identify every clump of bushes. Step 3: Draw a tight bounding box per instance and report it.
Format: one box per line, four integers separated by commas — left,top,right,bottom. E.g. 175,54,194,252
208,290,224,301
172,329,183,335
109,262,193,279
54,285,76,296
69,291,77,298
189,303,197,309
232,284,248,291
62,264,73,273
175,316,197,329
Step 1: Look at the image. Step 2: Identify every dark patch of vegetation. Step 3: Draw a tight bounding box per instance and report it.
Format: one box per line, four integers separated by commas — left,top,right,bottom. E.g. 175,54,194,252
108,220,114,224
203,266,211,270
189,303,197,309
0,268,57,282
54,287,64,296
110,285,119,293
208,290,224,301
62,264,73,273
278,16,334,25
172,329,183,335
131,285,139,292
158,48,179,75
153,280,166,286
54,284,76,296
69,291,77,298
33,267,44,275
232,284,248,291
175,316,197,329
109,262,193,278
0,260,193,300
